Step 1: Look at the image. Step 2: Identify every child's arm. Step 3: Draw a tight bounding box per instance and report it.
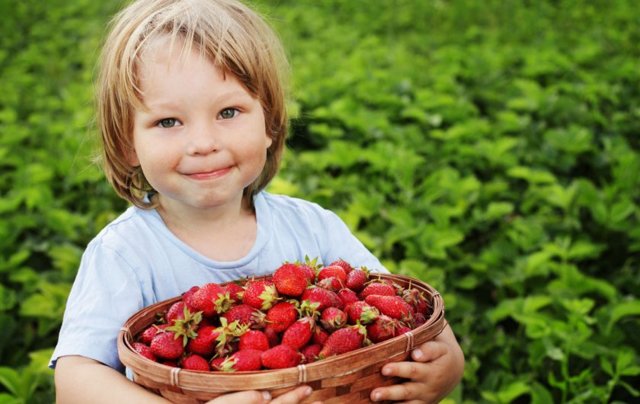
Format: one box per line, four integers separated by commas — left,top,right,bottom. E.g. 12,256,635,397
55,355,314,404
55,356,169,403
369,322,464,403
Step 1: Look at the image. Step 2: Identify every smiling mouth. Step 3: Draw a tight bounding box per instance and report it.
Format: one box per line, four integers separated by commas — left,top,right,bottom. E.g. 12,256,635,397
186,166,232,180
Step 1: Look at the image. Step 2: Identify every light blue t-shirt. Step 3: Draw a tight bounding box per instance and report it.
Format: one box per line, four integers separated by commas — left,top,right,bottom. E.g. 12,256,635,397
50,192,386,371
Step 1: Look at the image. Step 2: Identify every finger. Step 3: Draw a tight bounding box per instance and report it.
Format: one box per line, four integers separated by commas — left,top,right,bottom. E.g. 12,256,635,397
411,340,448,363
370,381,423,402
206,390,270,403
381,360,428,381
271,385,313,404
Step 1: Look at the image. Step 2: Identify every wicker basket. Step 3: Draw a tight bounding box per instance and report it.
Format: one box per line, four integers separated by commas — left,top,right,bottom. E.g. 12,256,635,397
118,273,446,403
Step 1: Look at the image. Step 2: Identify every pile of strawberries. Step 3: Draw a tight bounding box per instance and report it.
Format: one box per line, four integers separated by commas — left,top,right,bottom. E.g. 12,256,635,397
132,258,432,372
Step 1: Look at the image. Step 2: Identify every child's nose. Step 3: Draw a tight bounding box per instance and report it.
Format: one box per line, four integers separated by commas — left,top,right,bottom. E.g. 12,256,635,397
186,124,220,155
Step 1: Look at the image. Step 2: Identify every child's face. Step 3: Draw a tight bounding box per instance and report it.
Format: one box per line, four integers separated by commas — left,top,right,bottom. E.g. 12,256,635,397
129,37,272,213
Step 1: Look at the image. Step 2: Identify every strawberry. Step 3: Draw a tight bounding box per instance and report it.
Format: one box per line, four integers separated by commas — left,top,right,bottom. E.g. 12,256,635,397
220,349,263,372
329,259,354,274
243,279,278,310
239,329,270,352
318,324,366,358
345,268,369,292
263,325,281,347
150,330,184,360
266,301,298,333
395,324,413,336
345,301,379,325
139,324,169,345
211,318,245,357
261,344,303,369
365,294,414,323
225,282,244,302
273,263,308,297
182,286,200,308
337,288,359,307
359,281,396,299
165,306,202,346
181,354,210,371
317,265,347,285
402,288,431,315
366,315,399,343
210,356,226,371
185,283,232,317
165,301,187,323
319,307,347,332
312,327,329,345
316,276,342,292
301,343,322,363
187,325,220,356
281,317,315,350
222,304,266,329
133,342,157,362
301,286,342,311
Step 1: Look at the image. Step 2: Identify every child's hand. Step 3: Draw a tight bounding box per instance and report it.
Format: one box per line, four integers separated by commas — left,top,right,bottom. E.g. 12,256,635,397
370,323,464,403
206,385,317,404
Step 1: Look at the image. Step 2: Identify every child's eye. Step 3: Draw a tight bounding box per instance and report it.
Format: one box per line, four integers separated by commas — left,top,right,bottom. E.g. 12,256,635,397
157,118,180,128
218,108,239,120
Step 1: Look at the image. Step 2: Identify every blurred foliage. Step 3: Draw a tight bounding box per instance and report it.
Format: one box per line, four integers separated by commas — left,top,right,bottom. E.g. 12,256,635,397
1,0,639,402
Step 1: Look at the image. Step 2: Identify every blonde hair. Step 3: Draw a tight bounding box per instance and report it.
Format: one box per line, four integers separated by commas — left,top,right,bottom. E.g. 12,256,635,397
97,0,289,209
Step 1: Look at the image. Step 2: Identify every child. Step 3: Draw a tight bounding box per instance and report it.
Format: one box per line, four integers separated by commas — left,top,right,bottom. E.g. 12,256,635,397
51,0,464,402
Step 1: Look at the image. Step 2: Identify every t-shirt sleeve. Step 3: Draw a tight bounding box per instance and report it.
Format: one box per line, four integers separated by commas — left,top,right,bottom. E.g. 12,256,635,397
314,206,389,273
50,239,146,372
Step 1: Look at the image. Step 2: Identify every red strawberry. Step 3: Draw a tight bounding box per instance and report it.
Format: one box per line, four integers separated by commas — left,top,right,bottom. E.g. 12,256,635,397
166,301,187,323
345,268,369,292
402,288,431,315
186,325,219,356
360,282,396,299
365,295,414,323
243,279,278,310
222,304,266,329
301,343,322,363
273,263,309,297
345,301,379,325
301,286,342,311
316,276,343,292
133,342,157,362
225,282,244,302
221,349,263,372
150,330,184,360
312,327,329,345
395,324,412,336
337,288,359,307
261,344,303,369
185,283,232,317
210,356,226,371
165,306,202,346
281,317,315,350
318,325,366,358
239,330,270,352
319,307,347,332
329,259,354,274
139,324,169,345
182,286,200,310
266,301,298,333
317,265,347,285
181,354,210,371
366,315,399,343
263,325,281,347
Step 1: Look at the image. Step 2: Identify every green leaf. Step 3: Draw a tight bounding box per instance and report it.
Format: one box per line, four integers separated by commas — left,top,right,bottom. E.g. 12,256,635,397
605,300,640,334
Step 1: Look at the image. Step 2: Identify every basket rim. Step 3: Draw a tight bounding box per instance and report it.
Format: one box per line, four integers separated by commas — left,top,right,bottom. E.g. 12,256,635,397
118,273,446,393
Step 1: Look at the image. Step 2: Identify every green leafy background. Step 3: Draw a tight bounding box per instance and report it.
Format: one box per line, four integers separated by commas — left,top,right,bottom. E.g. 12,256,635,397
1,0,638,402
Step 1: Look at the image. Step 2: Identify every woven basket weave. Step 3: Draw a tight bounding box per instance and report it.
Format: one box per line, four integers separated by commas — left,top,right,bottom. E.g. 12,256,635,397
118,273,446,403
